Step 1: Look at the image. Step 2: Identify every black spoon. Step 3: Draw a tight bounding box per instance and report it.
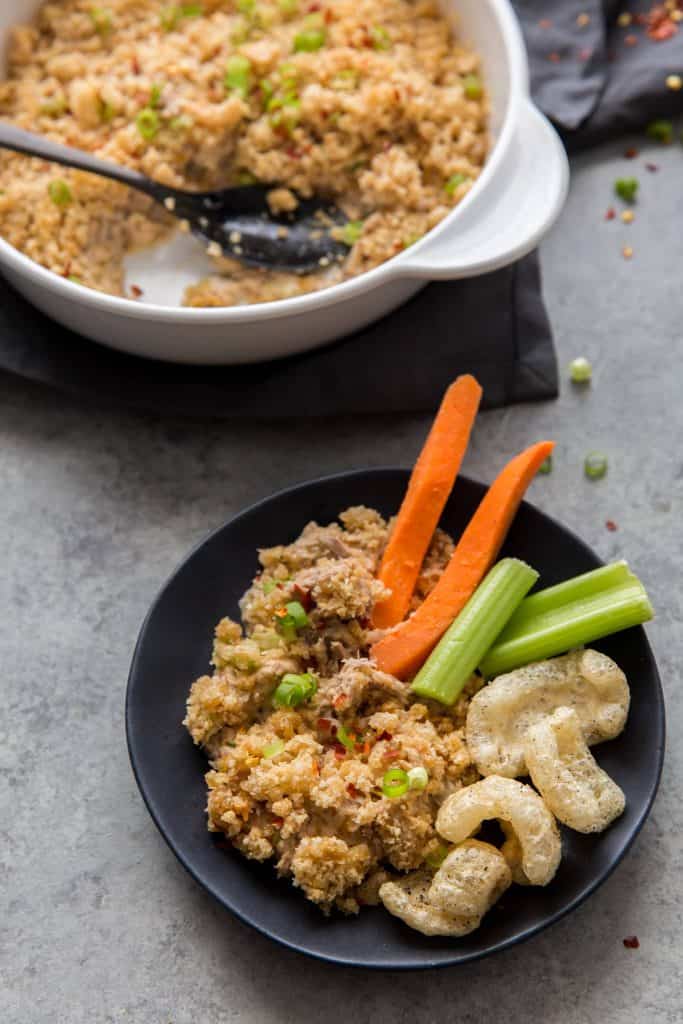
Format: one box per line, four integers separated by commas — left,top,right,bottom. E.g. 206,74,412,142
0,121,351,273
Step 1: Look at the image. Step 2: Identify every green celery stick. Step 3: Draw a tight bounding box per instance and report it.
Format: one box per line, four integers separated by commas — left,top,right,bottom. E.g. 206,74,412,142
411,558,539,706
499,561,632,637
480,577,653,678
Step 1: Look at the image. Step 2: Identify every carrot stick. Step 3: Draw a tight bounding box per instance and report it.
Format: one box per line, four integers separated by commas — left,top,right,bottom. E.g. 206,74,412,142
372,375,483,630
371,440,555,680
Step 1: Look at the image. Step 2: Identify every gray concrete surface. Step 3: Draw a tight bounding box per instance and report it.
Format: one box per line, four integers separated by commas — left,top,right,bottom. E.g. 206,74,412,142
1,137,681,1023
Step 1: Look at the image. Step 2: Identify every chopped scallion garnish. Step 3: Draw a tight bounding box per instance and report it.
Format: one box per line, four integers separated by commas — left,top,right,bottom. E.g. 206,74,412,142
225,54,253,97
646,119,673,144
463,73,482,99
339,220,364,245
382,768,409,798
335,723,355,751
272,672,317,707
136,107,160,140
538,455,553,475
444,173,469,196
407,766,429,791
370,25,391,50
424,843,449,869
293,27,326,51
615,177,638,203
569,356,592,383
48,179,72,207
584,451,608,479
262,738,285,758
160,3,203,30
89,6,113,35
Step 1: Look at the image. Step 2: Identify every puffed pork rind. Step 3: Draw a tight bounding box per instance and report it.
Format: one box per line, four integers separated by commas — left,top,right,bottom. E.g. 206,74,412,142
429,839,511,919
436,775,561,886
466,649,630,778
524,706,626,833
379,871,481,937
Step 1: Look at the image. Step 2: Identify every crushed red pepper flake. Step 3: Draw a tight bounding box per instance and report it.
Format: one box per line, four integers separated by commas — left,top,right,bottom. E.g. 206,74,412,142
605,207,617,220
579,47,593,61
624,33,639,44
624,146,639,158
606,519,619,532
623,935,640,948
130,284,144,298
646,161,660,171
538,18,553,28
646,4,679,40
548,51,562,62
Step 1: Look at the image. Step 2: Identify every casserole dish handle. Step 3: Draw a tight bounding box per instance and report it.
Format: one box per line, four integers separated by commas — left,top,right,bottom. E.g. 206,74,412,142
395,100,569,280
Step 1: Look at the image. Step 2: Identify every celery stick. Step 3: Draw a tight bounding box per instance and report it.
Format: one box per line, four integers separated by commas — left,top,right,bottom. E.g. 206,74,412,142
411,558,538,706
480,577,653,678
500,561,632,636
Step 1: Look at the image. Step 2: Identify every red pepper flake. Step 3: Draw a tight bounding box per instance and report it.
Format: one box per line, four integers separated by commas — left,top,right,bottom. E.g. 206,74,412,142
324,8,334,22
548,51,562,62
624,33,639,45
285,146,302,160
307,1,321,9
130,284,144,298
646,5,678,40
376,730,393,741
623,935,640,948
333,743,347,760
347,783,360,798
578,47,593,61
317,717,332,732
606,519,619,532
383,746,402,761
646,162,660,172
362,740,372,756
538,18,553,29
333,693,347,710
272,816,284,828
131,55,141,75
605,207,616,220
624,146,639,158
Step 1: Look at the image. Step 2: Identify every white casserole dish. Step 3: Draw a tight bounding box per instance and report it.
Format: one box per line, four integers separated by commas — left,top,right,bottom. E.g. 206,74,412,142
0,0,568,365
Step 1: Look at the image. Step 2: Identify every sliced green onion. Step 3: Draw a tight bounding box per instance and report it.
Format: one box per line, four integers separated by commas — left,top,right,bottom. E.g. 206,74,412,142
614,177,638,203
40,95,68,117
424,843,449,869
331,69,358,90
149,83,164,108
584,451,608,479
382,767,409,798
538,455,553,475
225,54,253,97
293,28,326,51
48,179,72,207
272,672,317,707
160,3,203,30
339,220,364,245
479,561,653,679
237,0,255,12
569,356,592,383
370,25,391,50
136,107,160,140
463,73,482,99
646,119,673,144
99,99,116,122
237,169,259,185
444,173,469,196
259,78,275,107
336,723,355,751
263,579,278,594
262,738,285,758
89,6,113,35
278,0,299,13
286,600,309,628
407,766,429,791
402,233,422,249
411,558,539,705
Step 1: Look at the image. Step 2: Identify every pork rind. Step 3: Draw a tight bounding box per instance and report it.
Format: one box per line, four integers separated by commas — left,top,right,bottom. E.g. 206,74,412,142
466,649,630,778
499,822,530,886
436,775,561,886
429,840,511,918
524,707,626,833
379,872,480,937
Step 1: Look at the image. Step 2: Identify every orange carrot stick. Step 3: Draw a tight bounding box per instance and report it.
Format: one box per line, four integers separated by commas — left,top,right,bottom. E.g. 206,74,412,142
372,375,483,630
371,440,555,679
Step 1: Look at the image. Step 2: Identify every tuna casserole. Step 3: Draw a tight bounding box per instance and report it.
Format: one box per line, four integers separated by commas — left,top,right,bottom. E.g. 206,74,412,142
0,0,488,306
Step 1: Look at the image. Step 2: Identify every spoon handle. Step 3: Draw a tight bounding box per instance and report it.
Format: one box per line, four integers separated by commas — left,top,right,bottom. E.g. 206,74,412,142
0,121,155,196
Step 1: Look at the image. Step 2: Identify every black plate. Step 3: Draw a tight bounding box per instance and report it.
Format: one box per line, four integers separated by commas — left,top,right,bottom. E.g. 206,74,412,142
126,469,665,969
